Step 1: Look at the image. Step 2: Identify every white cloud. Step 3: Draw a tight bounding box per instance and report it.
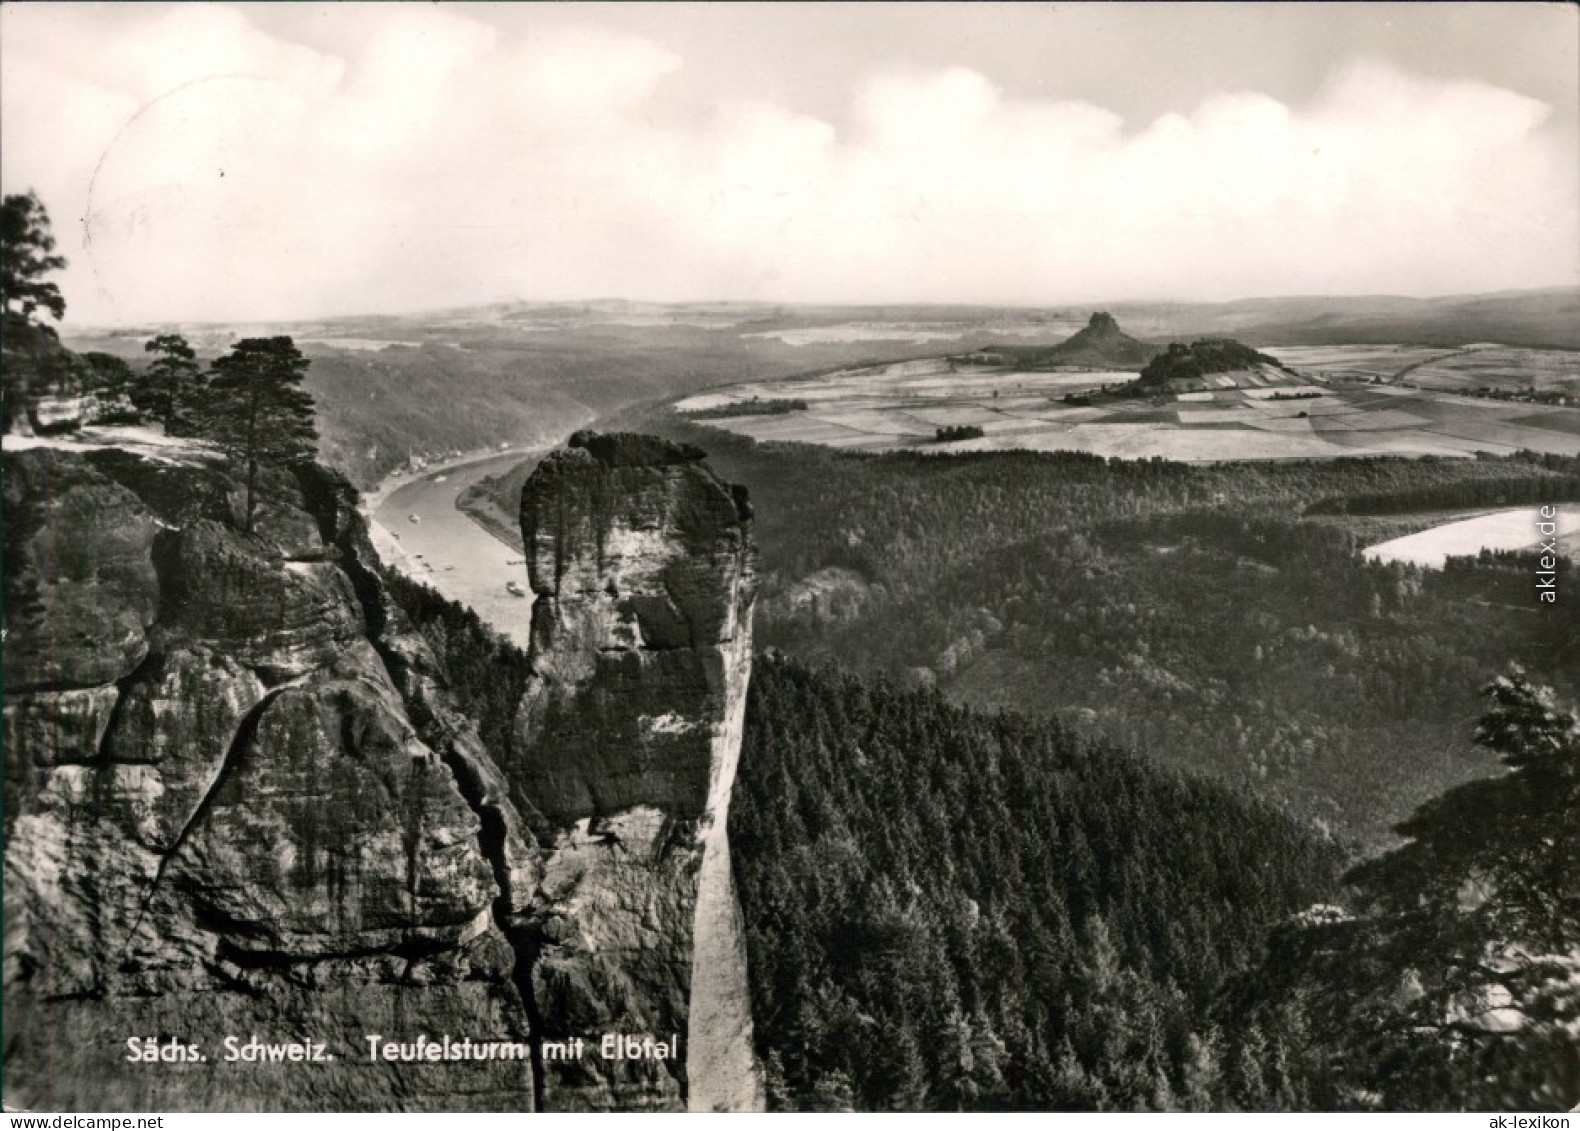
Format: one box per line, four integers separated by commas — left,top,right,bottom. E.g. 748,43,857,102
0,5,1572,324
318,7,495,158
505,24,682,128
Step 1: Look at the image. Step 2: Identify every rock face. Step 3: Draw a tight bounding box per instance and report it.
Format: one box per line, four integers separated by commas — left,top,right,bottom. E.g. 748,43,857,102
512,432,763,1112
3,432,763,1113
3,447,530,1111
1,320,139,435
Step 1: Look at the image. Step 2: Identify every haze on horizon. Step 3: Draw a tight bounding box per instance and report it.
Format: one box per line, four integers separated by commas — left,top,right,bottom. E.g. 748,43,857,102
2,1,1576,326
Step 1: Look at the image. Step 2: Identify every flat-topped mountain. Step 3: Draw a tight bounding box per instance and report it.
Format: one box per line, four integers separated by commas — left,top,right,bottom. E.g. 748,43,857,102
1044,311,1163,368
965,311,1163,370
1137,337,1296,390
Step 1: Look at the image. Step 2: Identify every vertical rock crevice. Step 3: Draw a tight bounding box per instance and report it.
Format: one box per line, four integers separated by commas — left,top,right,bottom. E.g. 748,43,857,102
421,724,550,1113
511,432,764,1112
314,464,550,1109
116,682,293,962
5,437,762,1112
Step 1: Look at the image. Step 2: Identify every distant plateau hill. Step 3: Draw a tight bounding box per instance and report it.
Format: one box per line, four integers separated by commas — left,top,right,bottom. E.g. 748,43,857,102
1136,338,1295,390
966,311,1164,370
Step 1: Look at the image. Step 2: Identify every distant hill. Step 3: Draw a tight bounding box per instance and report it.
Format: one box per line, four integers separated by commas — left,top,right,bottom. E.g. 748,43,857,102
967,311,1163,370
59,286,1577,487
1136,337,1294,390
1109,287,1580,351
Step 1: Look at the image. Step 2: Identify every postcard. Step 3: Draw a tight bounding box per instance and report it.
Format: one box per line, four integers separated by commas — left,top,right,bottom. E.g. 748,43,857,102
3,1,1576,1115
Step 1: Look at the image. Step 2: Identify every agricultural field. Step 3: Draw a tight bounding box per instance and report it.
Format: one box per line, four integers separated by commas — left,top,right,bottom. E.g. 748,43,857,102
1262,343,1580,398
1397,347,1580,397
741,318,1087,346
675,350,1580,462
1258,344,1463,383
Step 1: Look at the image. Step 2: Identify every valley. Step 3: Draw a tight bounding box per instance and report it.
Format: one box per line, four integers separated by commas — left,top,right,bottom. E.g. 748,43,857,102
407,299,1580,847
62,289,1580,486
367,449,542,649
16,291,1580,1114
9,1,1579,1111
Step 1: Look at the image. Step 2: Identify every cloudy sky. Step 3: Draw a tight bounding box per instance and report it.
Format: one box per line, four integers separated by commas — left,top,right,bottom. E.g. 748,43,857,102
2,2,1576,325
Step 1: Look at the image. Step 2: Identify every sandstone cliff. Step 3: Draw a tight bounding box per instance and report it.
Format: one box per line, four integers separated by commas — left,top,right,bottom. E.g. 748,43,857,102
3,444,532,1110
3,431,761,1112
510,431,763,1112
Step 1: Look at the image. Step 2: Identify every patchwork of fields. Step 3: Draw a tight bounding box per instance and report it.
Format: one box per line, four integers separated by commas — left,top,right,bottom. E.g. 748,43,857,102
675,344,1580,462
1266,342,1580,395
740,318,1089,346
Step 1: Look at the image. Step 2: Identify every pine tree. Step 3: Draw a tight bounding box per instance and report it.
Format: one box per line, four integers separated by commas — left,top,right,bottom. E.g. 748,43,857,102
1178,1029,1224,1112
2,191,68,428
81,352,139,422
807,1068,856,1113
144,333,203,432
1259,666,1580,1109
197,336,318,532
1344,666,1580,1107
760,1050,796,1112
1,191,66,325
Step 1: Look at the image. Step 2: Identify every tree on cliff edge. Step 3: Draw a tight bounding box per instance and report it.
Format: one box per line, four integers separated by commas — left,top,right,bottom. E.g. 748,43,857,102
1248,665,1580,1110
2,191,66,326
197,336,318,532
2,192,69,429
144,333,203,433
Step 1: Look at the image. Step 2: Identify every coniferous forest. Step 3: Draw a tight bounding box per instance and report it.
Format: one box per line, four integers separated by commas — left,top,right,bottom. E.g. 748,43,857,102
391,569,1577,1111
730,655,1346,1110
629,417,1580,845
8,5,1580,1113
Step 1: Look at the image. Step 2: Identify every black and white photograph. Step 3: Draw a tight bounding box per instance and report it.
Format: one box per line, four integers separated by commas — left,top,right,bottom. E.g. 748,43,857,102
2,0,1577,1115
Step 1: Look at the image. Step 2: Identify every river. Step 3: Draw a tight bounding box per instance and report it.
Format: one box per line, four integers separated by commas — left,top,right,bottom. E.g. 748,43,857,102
368,449,540,648
1362,505,1580,568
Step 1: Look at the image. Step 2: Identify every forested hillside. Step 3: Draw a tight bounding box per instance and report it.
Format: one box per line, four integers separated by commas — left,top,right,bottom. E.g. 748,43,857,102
633,418,1580,842
1138,339,1288,387
384,569,532,757
302,329,919,486
732,656,1345,1110
381,572,1345,1110
389,463,1575,1113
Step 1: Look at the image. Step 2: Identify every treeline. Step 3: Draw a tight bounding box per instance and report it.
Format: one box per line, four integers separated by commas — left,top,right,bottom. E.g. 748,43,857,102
934,424,985,443
1305,463,1580,514
732,655,1347,1110
684,397,808,419
1465,386,1575,407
